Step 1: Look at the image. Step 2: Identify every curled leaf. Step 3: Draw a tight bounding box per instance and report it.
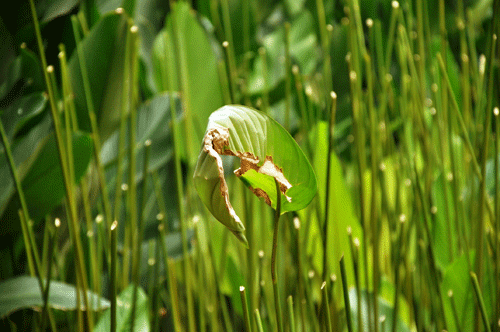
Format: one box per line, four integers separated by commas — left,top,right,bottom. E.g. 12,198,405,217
194,105,317,245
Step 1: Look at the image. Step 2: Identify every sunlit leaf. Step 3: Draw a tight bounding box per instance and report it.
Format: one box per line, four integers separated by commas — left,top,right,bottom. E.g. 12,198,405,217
194,105,316,245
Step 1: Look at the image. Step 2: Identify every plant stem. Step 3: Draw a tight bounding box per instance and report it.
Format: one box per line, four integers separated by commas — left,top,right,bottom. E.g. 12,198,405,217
240,286,252,332
284,22,292,131
243,186,254,332
0,121,38,277
130,140,151,331
272,178,283,332
70,15,113,235
316,0,333,99
41,219,59,332
495,107,500,331
254,309,265,332
110,220,118,332
470,271,492,332
321,282,332,332
322,92,337,282
340,255,354,332
220,0,238,102
158,222,183,332
166,4,196,327
259,47,269,113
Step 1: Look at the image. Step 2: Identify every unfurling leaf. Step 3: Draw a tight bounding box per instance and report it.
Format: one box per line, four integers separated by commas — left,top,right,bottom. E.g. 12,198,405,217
194,105,317,246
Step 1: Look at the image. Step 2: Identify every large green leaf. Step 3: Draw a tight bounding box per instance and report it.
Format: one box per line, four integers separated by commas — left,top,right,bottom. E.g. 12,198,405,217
2,131,93,224
193,105,317,245
307,121,362,280
0,276,110,318
152,1,224,165
94,284,149,332
69,10,129,141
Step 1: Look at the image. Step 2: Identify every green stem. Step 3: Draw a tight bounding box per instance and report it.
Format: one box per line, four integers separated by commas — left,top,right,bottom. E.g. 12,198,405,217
41,219,59,332
271,178,283,332
348,229,362,332
243,186,254,331
340,255,354,332
284,22,292,131
254,309,265,332
286,296,295,332
240,286,252,332
130,140,151,331
113,23,133,222
110,220,118,332
385,1,400,70
437,53,495,223
316,0,333,98
71,15,113,235
220,0,238,101
259,47,269,113
322,92,337,282
0,121,38,276
448,290,463,332
166,4,196,327
158,222,183,332
391,219,405,332
470,272,492,332
321,282,332,332
495,107,500,330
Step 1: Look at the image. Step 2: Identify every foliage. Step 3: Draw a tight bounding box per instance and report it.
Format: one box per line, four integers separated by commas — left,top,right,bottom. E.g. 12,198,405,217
0,0,499,331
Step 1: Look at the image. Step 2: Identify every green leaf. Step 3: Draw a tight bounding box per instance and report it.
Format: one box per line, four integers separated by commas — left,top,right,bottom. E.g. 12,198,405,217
94,284,149,332
0,276,110,318
36,0,80,23
193,105,317,245
152,1,224,165
101,93,180,172
0,46,44,102
0,92,47,140
69,10,129,141
3,131,93,224
0,114,53,235
307,121,362,280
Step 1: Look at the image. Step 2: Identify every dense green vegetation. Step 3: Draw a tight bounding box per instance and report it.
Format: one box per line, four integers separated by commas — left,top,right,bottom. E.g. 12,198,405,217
0,0,499,331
